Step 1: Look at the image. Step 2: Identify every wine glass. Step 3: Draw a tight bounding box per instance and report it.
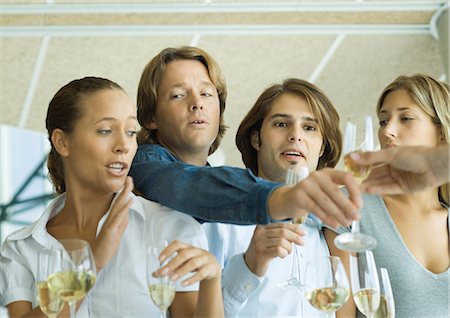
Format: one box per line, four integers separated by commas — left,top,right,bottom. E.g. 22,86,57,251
304,256,350,317
374,268,395,318
350,250,380,318
48,239,97,318
36,249,64,318
334,115,377,252
147,241,176,318
278,165,310,290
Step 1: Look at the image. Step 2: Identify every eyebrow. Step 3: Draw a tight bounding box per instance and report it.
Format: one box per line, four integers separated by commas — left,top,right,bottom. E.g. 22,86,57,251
268,113,318,122
171,80,216,89
379,107,413,114
93,116,137,124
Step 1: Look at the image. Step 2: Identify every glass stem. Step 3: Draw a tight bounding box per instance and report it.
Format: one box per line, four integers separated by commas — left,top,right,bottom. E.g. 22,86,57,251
69,301,76,318
161,310,167,318
351,220,360,234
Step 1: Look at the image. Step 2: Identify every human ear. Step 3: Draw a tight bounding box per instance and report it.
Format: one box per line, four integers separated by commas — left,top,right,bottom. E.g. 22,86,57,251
146,116,158,130
51,129,70,157
250,130,261,151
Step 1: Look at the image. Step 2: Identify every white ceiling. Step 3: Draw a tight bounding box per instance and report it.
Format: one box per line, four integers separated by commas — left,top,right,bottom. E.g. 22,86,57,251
1,1,449,168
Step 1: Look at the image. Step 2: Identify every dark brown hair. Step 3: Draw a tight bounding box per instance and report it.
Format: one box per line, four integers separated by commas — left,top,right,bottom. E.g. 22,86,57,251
236,78,342,175
46,76,124,194
136,46,227,155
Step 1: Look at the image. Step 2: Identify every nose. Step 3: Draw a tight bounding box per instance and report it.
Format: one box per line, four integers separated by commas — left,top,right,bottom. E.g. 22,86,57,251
382,120,397,139
288,125,302,142
113,133,131,154
188,93,203,112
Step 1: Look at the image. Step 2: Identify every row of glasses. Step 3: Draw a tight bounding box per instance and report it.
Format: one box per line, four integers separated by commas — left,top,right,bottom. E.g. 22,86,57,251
304,253,395,318
37,239,96,318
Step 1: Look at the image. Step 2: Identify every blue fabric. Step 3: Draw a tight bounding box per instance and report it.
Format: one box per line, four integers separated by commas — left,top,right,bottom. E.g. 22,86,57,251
129,144,281,225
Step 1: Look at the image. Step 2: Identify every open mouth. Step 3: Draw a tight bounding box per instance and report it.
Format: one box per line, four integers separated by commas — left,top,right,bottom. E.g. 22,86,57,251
107,162,127,173
281,151,305,159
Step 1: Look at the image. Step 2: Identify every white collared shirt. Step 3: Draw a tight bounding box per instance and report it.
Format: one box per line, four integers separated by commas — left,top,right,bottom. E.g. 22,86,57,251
203,215,330,318
0,193,207,318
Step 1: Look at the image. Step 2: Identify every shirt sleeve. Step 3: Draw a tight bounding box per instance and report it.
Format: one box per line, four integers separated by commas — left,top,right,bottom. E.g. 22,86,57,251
0,239,35,306
221,253,263,316
129,144,281,225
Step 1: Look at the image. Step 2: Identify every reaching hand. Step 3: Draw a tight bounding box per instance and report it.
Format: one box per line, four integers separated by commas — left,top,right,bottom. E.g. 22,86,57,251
93,176,133,271
243,223,305,277
268,168,362,229
154,240,221,286
351,145,449,194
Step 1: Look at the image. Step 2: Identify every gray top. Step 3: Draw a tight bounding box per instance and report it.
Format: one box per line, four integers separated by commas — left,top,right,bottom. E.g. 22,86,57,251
342,194,449,318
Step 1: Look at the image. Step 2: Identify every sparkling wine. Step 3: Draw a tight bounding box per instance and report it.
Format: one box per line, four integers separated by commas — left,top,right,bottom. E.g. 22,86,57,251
148,283,176,311
48,271,96,302
354,288,380,316
374,294,394,318
37,281,64,317
344,153,371,182
292,214,308,224
305,287,350,313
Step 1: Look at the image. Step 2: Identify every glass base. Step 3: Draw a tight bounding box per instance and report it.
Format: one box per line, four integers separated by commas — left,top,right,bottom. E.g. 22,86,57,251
334,232,377,252
277,278,303,290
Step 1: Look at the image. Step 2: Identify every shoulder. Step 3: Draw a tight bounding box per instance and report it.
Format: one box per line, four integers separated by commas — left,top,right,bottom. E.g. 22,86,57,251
134,144,177,162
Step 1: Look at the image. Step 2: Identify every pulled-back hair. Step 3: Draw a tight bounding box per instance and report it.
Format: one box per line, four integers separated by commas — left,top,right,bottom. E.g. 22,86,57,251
46,76,124,194
137,46,227,155
377,74,450,204
236,78,342,175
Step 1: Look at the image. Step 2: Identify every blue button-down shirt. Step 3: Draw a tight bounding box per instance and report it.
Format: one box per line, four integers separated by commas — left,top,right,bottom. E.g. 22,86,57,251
129,144,281,225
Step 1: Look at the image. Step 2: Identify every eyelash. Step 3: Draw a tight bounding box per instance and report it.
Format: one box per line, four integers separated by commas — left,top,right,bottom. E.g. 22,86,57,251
273,123,317,131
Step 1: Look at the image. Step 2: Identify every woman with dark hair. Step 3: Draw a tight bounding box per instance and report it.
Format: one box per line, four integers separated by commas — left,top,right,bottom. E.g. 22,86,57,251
0,77,223,318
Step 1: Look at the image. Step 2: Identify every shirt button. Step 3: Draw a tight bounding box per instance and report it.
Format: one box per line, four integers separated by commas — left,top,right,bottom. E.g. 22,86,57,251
244,283,252,291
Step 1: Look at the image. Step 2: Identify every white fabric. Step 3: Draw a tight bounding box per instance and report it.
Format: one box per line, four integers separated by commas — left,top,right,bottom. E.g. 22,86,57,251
0,193,207,318
203,215,331,318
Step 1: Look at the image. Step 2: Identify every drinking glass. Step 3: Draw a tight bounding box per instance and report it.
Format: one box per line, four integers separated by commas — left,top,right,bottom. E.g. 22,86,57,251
334,115,377,252
278,165,310,290
147,241,176,318
36,249,64,318
48,239,97,318
374,268,395,318
350,251,380,318
304,256,350,317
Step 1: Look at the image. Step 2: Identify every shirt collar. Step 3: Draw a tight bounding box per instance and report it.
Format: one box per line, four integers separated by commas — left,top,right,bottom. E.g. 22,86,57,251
6,192,145,243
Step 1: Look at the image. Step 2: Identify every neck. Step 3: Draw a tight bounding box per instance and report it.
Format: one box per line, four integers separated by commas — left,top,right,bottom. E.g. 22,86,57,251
159,141,209,166
54,187,115,233
383,188,443,213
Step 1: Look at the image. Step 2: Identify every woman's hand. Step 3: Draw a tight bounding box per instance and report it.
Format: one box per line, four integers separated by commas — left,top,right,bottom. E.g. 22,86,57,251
154,240,221,286
93,177,133,271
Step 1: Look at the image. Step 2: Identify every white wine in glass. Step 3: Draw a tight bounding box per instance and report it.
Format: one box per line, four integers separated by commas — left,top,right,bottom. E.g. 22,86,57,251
147,243,176,318
374,268,395,318
278,165,310,291
304,256,350,317
350,251,380,318
48,239,96,318
335,115,377,252
37,250,64,318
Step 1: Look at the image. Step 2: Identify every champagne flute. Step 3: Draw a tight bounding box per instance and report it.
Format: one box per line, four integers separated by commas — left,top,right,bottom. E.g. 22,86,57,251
304,256,350,317
375,268,395,318
350,250,380,318
334,115,377,252
36,249,64,318
278,165,310,290
48,239,97,318
147,241,176,318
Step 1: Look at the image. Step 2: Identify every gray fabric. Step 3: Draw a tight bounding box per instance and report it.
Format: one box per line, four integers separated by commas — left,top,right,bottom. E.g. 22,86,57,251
350,194,449,318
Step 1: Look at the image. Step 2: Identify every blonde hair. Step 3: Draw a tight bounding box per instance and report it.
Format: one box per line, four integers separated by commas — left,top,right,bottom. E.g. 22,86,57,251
137,46,227,155
377,74,450,204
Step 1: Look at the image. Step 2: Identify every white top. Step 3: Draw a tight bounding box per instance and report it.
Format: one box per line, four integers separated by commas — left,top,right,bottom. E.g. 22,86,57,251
203,216,330,318
0,193,207,318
